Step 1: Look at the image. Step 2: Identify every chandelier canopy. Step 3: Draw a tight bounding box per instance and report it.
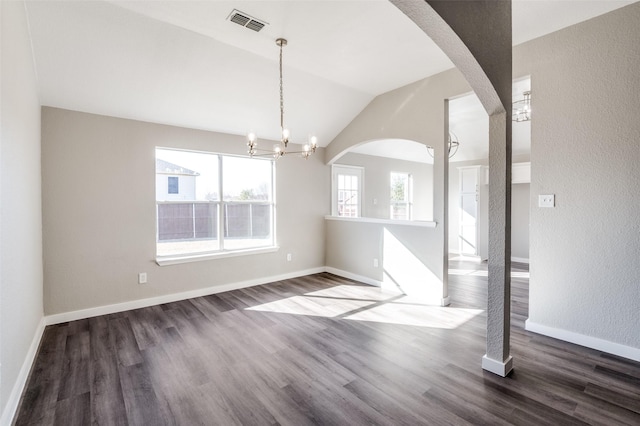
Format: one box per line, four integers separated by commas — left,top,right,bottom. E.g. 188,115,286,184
512,90,531,122
247,38,317,159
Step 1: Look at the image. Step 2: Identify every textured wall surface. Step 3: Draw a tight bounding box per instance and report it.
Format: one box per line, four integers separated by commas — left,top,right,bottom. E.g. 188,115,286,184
41,108,329,315
511,183,530,261
0,1,44,419
515,3,640,349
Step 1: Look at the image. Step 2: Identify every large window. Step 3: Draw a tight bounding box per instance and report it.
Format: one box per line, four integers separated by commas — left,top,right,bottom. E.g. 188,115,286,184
390,172,412,220
332,165,363,217
155,148,274,258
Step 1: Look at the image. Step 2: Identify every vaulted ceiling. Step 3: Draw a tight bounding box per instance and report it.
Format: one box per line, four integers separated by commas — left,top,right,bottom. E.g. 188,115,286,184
25,0,634,160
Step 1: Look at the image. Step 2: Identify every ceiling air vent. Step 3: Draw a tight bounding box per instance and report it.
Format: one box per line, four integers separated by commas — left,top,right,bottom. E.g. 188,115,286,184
228,9,268,32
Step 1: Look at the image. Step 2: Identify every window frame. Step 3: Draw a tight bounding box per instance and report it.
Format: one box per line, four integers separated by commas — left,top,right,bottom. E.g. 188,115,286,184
155,147,276,264
331,164,364,218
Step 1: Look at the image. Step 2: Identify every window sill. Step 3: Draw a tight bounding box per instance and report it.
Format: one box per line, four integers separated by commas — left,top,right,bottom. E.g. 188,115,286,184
156,246,279,266
324,215,437,228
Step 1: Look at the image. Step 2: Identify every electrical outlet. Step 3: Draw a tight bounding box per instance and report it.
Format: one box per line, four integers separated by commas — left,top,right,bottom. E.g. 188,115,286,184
138,272,147,284
286,253,292,261
373,258,379,268
539,194,555,208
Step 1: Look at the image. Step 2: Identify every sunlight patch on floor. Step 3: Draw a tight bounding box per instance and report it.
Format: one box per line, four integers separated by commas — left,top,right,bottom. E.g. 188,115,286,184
344,305,483,329
246,295,375,318
305,284,400,301
247,284,484,329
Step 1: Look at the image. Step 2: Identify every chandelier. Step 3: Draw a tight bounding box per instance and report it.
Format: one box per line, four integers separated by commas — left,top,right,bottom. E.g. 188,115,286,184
427,132,460,158
247,38,318,159
512,90,531,122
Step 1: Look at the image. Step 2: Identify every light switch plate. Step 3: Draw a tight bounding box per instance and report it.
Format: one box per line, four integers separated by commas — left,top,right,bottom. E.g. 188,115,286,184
539,194,555,208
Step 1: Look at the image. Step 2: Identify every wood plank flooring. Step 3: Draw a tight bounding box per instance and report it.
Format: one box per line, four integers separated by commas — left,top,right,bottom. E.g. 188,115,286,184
14,259,640,425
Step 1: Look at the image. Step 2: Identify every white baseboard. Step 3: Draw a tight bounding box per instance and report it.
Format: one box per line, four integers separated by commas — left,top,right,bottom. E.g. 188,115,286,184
0,317,46,426
482,354,513,377
511,257,530,264
45,267,325,325
324,267,382,287
525,320,640,362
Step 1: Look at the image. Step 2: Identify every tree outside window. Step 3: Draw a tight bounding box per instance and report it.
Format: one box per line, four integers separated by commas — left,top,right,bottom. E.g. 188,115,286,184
390,172,412,220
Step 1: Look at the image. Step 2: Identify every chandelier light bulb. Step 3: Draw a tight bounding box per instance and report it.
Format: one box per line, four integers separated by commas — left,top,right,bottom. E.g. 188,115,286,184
248,132,257,143
282,128,290,143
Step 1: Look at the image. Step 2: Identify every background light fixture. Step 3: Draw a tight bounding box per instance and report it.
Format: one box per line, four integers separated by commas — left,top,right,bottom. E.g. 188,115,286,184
427,132,460,159
512,90,531,122
247,38,317,159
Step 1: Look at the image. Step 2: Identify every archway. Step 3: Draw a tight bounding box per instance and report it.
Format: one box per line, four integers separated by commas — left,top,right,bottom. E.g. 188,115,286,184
390,0,513,377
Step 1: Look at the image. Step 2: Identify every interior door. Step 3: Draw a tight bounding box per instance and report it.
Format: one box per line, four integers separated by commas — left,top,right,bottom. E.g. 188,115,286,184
459,167,479,255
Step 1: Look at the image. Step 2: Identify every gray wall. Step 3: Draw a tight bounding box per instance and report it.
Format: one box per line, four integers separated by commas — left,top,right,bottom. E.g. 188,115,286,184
0,1,44,420
325,220,443,303
325,69,470,164
515,3,640,348
511,183,530,261
337,152,433,221
325,3,640,354
41,108,329,315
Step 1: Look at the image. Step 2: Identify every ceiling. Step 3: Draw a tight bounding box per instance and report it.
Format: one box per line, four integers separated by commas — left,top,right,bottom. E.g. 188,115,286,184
24,0,634,161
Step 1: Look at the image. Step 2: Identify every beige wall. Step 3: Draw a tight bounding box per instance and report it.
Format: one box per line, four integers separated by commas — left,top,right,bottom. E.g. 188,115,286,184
0,1,44,420
337,152,434,221
41,108,329,315
515,3,640,350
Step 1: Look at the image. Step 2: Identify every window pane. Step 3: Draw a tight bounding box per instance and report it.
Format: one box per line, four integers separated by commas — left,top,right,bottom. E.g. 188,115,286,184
223,204,273,250
336,171,361,218
390,172,411,220
391,172,407,202
223,156,272,201
156,148,219,201
156,148,220,256
222,156,273,250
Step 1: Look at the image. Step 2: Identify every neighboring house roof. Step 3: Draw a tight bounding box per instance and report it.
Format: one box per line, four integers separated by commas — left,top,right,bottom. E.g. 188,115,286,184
156,158,199,176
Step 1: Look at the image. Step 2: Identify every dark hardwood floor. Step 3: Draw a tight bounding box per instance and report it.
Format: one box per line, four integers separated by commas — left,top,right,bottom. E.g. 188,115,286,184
14,259,640,425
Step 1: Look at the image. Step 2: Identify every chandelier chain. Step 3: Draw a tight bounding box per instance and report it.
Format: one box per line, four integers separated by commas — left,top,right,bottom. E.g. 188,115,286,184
279,42,284,131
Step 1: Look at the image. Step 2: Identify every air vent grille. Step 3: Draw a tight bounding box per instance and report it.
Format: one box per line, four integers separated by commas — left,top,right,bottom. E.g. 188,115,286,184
246,20,265,32
228,9,268,32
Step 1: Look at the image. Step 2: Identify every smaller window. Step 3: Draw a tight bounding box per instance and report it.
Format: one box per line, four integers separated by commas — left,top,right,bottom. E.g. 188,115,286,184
332,165,363,217
168,176,179,194
390,172,412,220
